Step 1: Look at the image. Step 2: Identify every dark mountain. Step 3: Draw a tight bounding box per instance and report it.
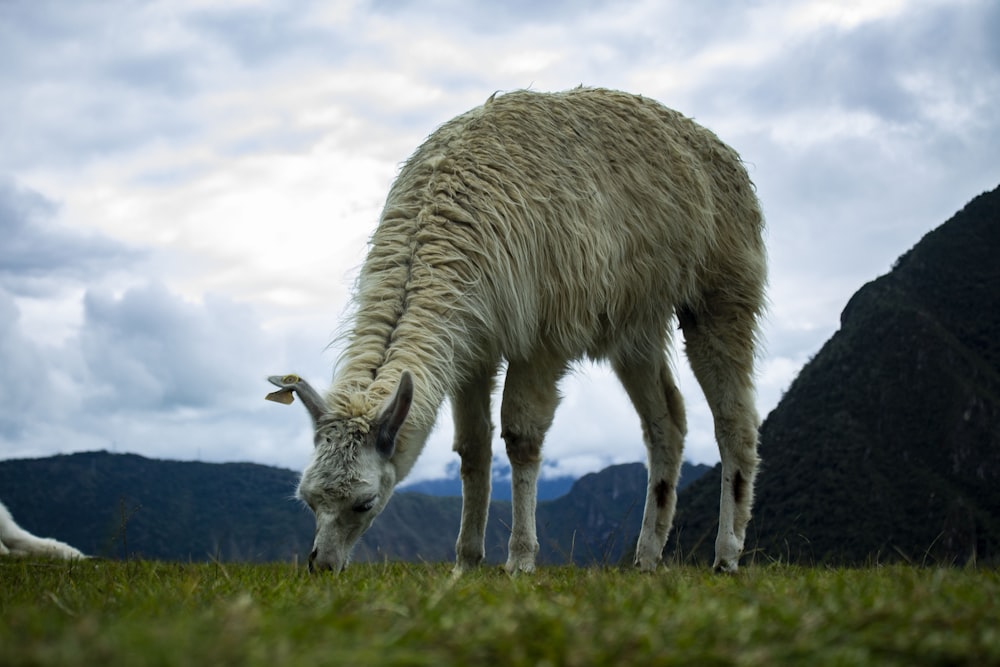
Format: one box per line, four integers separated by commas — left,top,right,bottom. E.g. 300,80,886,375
400,462,577,501
0,450,707,565
674,185,1000,566
0,451,314,562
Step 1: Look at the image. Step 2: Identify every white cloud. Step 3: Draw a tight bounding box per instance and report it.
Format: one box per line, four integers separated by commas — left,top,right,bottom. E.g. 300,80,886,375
784,0,909,31
0,275,328,470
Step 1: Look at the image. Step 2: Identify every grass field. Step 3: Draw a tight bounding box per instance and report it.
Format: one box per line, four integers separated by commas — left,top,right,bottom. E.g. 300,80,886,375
2,558,998,666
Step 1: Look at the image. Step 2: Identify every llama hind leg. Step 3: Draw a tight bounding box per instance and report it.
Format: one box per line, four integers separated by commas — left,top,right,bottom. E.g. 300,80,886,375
500,356,566,574
452,367,497,572
680,303,761,573
613,354,687,571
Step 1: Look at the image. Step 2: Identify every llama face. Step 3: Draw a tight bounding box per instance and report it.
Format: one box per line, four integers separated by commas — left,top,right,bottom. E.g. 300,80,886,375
277,371,414,572
297,428,397,572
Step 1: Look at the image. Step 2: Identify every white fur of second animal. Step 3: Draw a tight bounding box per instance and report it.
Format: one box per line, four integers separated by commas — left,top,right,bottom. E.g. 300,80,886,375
0,499,86,559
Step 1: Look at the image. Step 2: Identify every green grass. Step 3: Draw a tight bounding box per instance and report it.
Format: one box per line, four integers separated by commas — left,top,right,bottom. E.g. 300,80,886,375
2,559,998,666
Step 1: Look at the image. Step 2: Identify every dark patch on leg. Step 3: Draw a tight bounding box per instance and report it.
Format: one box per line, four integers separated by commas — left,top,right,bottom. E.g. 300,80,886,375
733,470,747,504
654,479,672,509
502,430,541,466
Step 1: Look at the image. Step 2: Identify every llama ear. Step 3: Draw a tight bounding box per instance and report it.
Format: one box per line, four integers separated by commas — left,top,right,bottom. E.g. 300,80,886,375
266,374,327,425
374,371,413,459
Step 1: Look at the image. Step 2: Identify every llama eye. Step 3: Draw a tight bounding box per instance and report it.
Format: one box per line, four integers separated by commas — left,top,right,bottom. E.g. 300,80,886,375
352,497,376,513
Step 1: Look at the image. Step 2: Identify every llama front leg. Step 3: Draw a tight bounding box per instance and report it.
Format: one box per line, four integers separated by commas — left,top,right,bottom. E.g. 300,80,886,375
613,354,687,571
502,431,541,573
500,357,565,574
452,368,496,573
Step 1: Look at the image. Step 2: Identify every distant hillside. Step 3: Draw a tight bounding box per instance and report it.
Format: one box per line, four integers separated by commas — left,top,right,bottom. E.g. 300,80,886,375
675,185,1000,566
400,463,577,501
535,462,710,565
0,451,708,564
0,451,314,562
313,460,708,565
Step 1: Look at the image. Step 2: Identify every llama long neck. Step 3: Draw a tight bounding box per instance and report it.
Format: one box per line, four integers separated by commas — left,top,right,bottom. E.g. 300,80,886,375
329,218,468,482
331,323,455,482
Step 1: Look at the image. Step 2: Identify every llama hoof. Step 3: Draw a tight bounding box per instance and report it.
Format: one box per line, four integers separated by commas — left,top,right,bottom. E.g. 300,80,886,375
504,558,536,575
633,541,663,572
453,557,484,576
713,559,739,574
454,555,483,574
714,534,743,574
634,557,660,573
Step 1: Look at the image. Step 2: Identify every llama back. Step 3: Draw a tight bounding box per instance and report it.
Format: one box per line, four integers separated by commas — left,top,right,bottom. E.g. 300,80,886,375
343,88,764,401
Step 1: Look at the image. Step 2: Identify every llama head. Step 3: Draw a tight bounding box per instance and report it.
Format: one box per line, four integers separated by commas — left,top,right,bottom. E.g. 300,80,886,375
267,371,413,572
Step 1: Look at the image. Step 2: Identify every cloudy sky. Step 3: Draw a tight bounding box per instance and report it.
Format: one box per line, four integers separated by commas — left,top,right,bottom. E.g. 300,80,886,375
1,0,998,485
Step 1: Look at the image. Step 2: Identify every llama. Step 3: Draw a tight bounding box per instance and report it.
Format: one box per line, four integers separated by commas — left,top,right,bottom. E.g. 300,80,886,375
267,87,766,574
0,499,85,559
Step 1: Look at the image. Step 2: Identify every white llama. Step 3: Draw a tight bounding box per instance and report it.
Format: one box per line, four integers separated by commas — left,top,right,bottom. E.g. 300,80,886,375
0,499,85,559
268,87,767,574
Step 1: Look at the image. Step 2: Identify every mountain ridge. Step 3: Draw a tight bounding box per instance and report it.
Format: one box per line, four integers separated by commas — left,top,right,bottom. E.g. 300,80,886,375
673,184,1000,565
0,450,708,564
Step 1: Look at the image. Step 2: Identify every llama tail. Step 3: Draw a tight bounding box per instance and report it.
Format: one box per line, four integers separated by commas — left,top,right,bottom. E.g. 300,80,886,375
0,499,86,559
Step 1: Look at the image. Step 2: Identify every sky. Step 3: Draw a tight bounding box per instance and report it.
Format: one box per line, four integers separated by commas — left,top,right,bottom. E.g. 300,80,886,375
1,0,998,485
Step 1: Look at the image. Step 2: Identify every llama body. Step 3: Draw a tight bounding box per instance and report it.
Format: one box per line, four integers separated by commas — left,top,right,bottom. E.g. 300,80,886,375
270,87,766,573
0,499,85,559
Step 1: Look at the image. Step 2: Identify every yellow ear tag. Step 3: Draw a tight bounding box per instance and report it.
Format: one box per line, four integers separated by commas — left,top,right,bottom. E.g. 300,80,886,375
265,389,295,404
